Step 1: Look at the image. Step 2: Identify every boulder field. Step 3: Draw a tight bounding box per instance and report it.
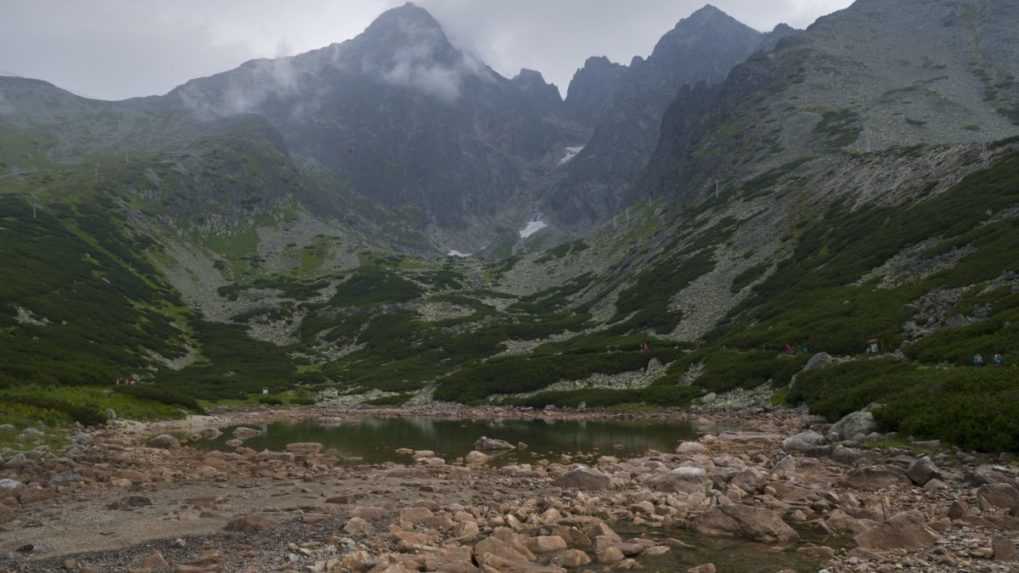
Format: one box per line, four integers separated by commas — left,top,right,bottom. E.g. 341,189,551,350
0,406,1016,572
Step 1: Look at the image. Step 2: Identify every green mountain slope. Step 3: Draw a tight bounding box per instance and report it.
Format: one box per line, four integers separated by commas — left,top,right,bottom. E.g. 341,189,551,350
2,1,1019,454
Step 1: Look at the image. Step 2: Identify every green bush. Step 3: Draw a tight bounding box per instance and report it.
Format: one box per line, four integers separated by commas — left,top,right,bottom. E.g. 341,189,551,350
610,250,715,334
157,320,296,400
731,262,771,293
906,290,1019,366
787,359,913,420
668,350,808,393
789,359,1019,452
435,347,684,403
329,267,424,307
875,368,1019,452
1,395,108,426
0,196,189,388
113,385,207,414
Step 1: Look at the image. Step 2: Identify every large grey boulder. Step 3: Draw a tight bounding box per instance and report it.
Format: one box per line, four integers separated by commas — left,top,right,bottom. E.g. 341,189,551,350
803,353,834,371
648,466,708,494
554,466,611,491
147,434,180,450
855,511,939,551
829,411,878,442
694,504,800,544
966,465,1019,488
782,431,831,457
906,457,941,486
977,484,1019,512
831,445,866,466
843,466,911,491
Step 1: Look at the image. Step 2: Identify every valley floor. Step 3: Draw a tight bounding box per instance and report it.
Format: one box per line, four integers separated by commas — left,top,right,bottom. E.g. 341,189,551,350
1,406,1017,573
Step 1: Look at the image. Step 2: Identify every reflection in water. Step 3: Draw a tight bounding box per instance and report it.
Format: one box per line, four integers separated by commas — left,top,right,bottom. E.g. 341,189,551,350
200,417,698,464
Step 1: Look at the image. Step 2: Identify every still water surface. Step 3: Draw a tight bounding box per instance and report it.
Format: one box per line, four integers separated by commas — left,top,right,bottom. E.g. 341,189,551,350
201,416,699,464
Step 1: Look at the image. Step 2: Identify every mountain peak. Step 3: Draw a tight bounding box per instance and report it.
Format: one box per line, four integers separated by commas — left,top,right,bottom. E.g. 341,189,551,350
581,56,622,70
679,4,744,29
362,2,448,45
688,4,727,20
649,4,760,64
355,2,459,68
514,69,563,108
514,68,552,87
372,2,442,30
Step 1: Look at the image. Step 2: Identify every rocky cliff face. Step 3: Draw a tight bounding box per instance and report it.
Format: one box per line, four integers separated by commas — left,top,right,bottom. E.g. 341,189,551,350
543,5,765,226
165,3,584,232
564,56,628,127
641,0,1019,206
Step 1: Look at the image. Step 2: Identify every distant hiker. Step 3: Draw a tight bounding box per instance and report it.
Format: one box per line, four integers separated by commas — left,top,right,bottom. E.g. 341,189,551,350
641,341,651,354
973,354,986,368
993,353,1005,367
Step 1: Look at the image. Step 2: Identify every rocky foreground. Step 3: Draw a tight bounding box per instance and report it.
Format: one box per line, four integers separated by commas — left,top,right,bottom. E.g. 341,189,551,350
1,407,1018,572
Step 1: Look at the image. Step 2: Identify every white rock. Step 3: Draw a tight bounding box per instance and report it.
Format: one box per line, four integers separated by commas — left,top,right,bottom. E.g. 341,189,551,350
0,478,22,490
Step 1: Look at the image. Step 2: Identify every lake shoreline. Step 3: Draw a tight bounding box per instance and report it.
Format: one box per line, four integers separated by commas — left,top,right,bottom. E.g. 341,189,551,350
1,406,1017,572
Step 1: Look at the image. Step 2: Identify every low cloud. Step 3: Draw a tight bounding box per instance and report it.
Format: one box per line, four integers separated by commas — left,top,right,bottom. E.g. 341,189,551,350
369,15,488,104
175,56,302,117
382,60,464,103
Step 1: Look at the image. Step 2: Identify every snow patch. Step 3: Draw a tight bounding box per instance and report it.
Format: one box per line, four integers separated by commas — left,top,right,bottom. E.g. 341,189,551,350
519,220,548,239
558,145,585,166
447,250,472,258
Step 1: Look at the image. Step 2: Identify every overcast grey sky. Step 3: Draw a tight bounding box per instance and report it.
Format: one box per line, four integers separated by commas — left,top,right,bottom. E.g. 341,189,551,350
0,0,853,101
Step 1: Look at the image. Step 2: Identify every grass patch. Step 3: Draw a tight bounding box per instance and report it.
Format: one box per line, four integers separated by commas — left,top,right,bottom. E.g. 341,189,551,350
0,385,186,426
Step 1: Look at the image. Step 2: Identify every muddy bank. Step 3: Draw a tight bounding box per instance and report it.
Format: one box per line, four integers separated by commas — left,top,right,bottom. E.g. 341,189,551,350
1,407,1017,572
